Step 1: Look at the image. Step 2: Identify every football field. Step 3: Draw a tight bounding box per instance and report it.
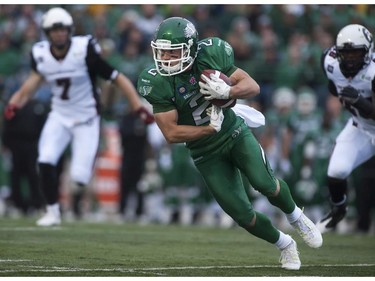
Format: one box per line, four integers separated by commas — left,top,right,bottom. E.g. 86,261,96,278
0,217,374,277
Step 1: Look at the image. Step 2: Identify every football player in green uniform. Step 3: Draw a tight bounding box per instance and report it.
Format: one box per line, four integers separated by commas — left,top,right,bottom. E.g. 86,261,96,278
137,17,322,270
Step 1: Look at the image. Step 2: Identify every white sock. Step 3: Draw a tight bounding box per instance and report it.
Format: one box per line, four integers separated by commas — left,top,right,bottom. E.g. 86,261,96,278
274,231,293,250
286,205,303,224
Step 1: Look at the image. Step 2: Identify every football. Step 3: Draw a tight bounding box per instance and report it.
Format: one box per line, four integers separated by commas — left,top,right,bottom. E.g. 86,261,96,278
200,69,236,108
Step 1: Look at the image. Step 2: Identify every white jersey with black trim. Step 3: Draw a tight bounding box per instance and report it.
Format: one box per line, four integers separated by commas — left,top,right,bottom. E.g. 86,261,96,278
323,46,375,137
32,35,102,127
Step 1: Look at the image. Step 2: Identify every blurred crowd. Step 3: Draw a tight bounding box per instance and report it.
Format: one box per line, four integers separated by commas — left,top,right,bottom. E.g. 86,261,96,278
0,4,374,234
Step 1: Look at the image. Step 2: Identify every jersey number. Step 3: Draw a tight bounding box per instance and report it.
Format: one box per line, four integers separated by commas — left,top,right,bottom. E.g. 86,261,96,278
190,93,211,125
197,39,213,51
56,78,71,100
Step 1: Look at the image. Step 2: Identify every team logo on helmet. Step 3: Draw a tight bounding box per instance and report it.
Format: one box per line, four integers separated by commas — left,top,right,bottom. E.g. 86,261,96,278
362,27,373,44
184,22,196,38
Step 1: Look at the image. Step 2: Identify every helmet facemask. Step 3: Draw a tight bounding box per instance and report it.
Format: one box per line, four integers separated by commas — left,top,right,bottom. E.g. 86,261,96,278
150,17,198,76
42,7,74,50
337,46,368,77
336,24,373,77
151,38,195,76
44,25,73,50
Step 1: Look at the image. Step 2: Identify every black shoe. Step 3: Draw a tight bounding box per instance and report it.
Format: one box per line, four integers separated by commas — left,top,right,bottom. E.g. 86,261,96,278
316,203,347,233
72,191,84,219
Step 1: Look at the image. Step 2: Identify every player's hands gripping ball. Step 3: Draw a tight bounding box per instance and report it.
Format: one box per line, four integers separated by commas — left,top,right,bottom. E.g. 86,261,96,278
199,69,236,108
199,71,231,100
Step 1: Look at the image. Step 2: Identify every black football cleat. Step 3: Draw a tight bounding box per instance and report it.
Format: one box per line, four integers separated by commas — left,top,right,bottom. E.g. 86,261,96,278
316,203,347,233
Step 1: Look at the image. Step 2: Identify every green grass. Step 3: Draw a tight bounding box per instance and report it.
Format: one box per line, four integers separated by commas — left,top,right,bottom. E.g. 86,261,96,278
0,217,374,277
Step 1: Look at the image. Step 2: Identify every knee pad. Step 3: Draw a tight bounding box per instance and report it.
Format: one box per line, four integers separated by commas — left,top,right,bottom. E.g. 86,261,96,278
328,162,352,179
70,167,92,185
236,209,256,228
252,179,277,197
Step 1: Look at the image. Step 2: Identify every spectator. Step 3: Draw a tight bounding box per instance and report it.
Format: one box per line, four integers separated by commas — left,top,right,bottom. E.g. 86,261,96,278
2,99,47,215
118,110,149,221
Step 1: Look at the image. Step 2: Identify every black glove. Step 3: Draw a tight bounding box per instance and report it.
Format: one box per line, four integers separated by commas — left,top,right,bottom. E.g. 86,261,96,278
339,86,360,104
340,86,374,119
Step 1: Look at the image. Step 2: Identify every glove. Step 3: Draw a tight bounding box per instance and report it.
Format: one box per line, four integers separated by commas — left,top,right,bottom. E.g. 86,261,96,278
4,104,19,120
206,105,224,132
136,106,155,125
339,86,360,104
199,73,230,100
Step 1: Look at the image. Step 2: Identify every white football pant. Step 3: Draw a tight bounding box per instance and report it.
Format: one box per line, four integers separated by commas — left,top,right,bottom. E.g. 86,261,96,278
328,118,375,179
38,113,100,185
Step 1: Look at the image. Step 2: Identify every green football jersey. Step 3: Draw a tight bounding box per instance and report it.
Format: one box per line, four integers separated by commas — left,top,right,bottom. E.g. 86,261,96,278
138,37,243,157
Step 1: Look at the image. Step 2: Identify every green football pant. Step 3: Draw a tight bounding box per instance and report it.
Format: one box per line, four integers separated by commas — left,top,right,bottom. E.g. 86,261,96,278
195,125,294,242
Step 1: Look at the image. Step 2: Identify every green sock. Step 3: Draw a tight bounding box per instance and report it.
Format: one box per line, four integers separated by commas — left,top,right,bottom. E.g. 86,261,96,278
244,211,280,244
267,178,296,214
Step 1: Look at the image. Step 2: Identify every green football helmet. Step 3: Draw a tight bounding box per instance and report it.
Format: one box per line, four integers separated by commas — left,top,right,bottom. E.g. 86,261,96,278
151,17,198,76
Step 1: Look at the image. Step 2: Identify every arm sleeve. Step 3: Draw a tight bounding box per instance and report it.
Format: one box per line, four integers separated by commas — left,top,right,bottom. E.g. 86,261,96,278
31,51,37,73
86,37,118,81
328,79,338,96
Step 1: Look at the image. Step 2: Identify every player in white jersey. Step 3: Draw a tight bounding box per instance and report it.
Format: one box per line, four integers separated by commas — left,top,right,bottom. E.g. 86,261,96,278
4,7,154,226
317,24,375,233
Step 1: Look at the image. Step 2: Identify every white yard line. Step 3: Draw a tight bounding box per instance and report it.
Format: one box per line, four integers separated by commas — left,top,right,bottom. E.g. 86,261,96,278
0,227,62,231
0,260,31,262
0,263,374,273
